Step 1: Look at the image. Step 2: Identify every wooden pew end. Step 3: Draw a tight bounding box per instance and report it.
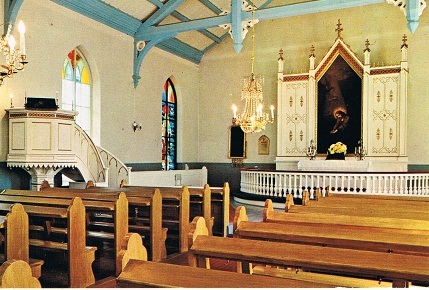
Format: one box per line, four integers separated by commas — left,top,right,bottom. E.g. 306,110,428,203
233,206,248,236
263,199,274,222
188,216,208,249
0,260,41,288
118,233,148,274
285,193,295,211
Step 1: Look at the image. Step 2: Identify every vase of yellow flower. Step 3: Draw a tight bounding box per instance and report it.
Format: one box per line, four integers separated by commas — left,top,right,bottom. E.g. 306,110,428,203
326,142,347,160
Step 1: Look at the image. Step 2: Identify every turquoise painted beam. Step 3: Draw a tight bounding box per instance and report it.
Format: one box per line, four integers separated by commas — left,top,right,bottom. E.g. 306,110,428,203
135,0,386,40
50,0,141,36
138,0,185,30
3,0,24,34
231,0,243,53
406,0,421,33
157,38,204,63
145,0,222,44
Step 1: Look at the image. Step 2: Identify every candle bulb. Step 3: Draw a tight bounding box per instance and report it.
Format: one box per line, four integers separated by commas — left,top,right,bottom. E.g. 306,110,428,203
232,104,237,119
8,35,15,53
270,105,275,119
18,20,26,56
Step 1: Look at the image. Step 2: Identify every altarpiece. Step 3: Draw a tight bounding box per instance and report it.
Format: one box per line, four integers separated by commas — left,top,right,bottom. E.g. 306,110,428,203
275,21,408,172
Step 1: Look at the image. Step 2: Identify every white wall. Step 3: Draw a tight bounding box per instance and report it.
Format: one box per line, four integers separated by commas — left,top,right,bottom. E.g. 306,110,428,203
1,2,429,168
0,0,200,164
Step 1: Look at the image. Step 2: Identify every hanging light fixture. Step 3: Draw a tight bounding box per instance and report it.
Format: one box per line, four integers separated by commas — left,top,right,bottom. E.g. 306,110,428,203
231,7,274,134
0,20,27,86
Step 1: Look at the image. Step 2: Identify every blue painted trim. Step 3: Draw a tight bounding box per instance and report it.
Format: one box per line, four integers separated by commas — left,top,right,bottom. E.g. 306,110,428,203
50,0,141,36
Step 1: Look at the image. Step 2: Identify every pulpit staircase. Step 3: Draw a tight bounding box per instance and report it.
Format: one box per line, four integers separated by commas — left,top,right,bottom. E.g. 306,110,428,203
65,124,131,188
6,108,130,189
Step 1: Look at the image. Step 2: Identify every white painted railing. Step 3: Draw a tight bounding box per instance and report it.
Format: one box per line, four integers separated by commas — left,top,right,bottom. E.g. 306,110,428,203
73,125,107,185
97,147,131,187
240,169,429,199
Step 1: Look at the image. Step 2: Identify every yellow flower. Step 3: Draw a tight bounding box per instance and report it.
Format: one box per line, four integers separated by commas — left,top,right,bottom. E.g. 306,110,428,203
328,142,347,154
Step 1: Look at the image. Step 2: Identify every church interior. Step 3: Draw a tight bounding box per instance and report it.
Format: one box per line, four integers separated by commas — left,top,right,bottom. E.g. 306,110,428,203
0,0,428,288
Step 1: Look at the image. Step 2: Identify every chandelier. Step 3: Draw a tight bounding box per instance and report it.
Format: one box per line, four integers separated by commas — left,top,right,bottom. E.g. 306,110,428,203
231,7,274,134
0,20,27,86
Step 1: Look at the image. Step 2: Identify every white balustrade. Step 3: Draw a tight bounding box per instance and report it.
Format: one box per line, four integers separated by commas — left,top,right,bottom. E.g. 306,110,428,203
241,169,429,199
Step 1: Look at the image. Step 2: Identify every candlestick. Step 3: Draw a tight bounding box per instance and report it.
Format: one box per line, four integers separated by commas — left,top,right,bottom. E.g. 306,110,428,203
10,93,13,108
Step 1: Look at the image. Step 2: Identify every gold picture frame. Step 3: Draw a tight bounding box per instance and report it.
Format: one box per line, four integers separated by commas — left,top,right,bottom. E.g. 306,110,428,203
258,135,270,155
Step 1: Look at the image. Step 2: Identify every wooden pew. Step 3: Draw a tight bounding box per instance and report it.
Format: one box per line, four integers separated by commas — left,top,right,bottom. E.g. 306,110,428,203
2,203,44,279
204,182,229,237
264,199,429,233
117,259,337,288
0,260,41,288
121,180,230,237
188,233,429,287
1,189,128,276
116,222,336,288
86,184,190,254
5,188,165,263
234,205,429,256
0,197,96,288
187,185,212,236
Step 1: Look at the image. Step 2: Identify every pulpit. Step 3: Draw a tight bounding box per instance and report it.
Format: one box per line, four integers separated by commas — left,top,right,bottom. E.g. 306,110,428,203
5,107,78,190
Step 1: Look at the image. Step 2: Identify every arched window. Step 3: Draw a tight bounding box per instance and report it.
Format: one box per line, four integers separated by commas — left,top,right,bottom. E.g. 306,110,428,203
162,78,177,170
62,49,92,136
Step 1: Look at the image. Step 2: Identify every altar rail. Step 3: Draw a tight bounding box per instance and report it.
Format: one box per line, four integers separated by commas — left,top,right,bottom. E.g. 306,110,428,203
240,169,429,199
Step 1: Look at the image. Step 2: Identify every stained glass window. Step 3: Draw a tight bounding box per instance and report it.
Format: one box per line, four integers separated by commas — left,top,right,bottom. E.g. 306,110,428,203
62,49,92,136
162,78,177,170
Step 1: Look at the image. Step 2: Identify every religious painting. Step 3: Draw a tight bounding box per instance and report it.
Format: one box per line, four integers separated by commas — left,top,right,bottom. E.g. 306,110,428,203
317,55,362,155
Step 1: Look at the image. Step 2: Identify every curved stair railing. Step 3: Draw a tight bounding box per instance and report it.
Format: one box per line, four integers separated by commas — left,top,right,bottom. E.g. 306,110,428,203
73,124,108,185
97,146,131,187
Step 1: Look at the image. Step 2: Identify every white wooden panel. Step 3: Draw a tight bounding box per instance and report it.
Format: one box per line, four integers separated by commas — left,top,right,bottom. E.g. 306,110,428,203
11,122,25,150
31,122,51,150
58,123,72,151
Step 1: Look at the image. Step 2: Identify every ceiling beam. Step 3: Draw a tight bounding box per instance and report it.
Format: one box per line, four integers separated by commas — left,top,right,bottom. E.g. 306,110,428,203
135,0,385,41
49,0,141,36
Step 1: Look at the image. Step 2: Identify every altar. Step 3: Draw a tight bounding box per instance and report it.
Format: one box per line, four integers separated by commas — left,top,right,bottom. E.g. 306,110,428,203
298,160,369,172
275,22,409,172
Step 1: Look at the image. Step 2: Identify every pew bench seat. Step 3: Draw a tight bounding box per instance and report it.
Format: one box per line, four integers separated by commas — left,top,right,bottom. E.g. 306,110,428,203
252,265,392,288
189,235,429,286
48,226,116,242
29,238,97,254
117,259,337,288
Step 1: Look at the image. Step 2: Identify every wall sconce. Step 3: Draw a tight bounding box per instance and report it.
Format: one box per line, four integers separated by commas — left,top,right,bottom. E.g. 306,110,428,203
132,121,142,132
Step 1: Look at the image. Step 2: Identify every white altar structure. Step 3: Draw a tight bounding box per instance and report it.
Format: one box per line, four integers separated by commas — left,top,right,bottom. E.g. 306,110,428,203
275,21,408,172
238,23,429,202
